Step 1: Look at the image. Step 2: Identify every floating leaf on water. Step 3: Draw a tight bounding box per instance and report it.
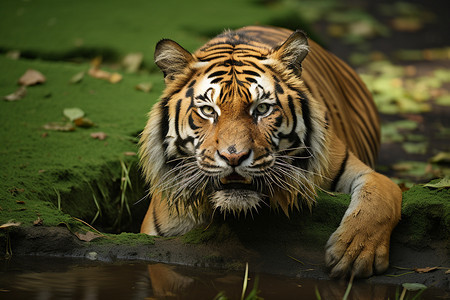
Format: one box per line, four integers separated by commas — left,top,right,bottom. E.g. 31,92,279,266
63,107,85,121
429,152,450,164
69,71,85,84
402,283,427,291
402,142,428,154
3,86,27,101
18,69,46,86
43,122,75,132
135,82,153,93
90,132,107,140
74,117,95,128
391,17,423,32
435,94,450,106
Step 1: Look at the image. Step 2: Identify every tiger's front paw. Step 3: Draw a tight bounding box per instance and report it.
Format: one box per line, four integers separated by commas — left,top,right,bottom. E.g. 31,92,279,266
324,222,391,278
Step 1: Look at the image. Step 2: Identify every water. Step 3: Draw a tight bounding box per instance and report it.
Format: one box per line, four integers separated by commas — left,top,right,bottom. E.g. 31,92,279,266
0,256,446,299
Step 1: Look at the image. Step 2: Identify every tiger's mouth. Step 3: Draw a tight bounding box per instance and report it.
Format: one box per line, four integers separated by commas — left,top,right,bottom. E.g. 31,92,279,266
218,172,255,191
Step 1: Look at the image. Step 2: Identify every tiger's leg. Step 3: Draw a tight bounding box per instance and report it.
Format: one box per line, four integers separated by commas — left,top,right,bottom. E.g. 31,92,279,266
324,151,402,278
140,193,203,236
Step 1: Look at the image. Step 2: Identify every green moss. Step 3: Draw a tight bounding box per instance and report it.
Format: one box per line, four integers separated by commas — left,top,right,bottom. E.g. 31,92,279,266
0,0,299,67
0,56,159,232
91,232,155,246
396,183,450,247
182,223,234,244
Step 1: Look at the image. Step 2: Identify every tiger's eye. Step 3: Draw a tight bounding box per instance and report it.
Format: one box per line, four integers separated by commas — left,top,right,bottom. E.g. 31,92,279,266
200,105,215,117
255,103,270,115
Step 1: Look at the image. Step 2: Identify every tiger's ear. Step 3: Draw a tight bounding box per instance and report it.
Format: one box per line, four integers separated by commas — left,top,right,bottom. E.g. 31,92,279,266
270,30,309,76
154,39,194,82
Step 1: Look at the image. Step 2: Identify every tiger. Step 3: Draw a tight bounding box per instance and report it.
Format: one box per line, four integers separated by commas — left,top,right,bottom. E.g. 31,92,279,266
139,26,402,278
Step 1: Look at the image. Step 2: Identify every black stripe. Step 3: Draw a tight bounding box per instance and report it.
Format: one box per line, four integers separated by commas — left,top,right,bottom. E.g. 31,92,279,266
242,70,260,77
330,148,349,192
208,70,228,78
153,207,164,236
160,98,170,154
174,99,182,137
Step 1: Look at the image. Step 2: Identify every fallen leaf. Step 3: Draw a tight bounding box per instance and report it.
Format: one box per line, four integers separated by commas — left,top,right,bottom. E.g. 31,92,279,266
90,56,103,69
16,201,25,204
3,86,27,101
135,82,153,93
74,231,103,242
6,50,20,60
123,52,143,73
124,151,136,156
63,107,85,121
391,17,423,32
9,187,24,195
69,71,85,84
0,222,21,229
43,122,76,132
18,69,46,86
33,217,43,226
90,132,107,140
74,117,95,128
88,67,111,80
414,266,438,273
402,142,428,154
109,72,122,84
429,152,450,164
88,67,122,83
423,177,450,189
435,94,450,106
398,183,410,192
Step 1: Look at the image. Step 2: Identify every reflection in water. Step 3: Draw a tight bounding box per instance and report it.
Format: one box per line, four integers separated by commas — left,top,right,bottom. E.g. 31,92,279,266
0,257,444,299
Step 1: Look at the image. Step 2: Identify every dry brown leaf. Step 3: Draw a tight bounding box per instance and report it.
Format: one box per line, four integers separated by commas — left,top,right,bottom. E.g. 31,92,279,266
135,82,153,93
33,217,43,226
74,117,95,128
43,122,76,132
74,231,103,242
123,52,143,73
18,69,46,86
16,201,25,204
90,132,107,140
88,67,111,80
124,151,136,156
4,86,27,101
414,266,438,273
88,67,122,83
0,222,21,229
109,72,122,84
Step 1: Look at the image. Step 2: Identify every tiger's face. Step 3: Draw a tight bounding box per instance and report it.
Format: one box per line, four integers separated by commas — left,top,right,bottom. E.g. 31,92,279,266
140,31,329,216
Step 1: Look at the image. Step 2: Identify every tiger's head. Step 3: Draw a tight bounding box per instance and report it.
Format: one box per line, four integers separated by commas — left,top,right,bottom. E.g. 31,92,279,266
140,30,330,216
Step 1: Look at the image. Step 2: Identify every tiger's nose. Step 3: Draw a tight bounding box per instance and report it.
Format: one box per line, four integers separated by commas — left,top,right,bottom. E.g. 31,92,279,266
217,149,252,166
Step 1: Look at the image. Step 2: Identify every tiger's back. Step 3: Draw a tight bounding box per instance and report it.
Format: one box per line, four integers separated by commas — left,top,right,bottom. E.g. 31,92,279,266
199,26,380,167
